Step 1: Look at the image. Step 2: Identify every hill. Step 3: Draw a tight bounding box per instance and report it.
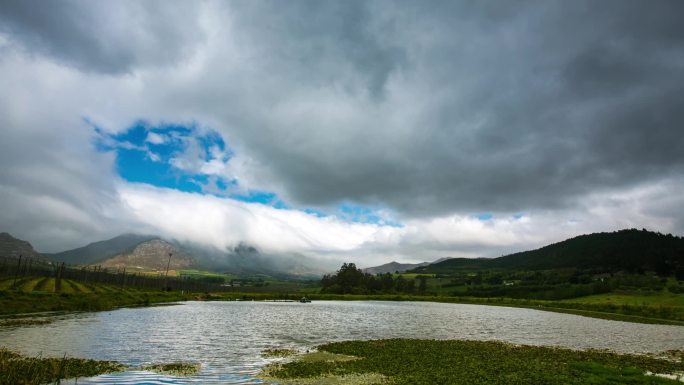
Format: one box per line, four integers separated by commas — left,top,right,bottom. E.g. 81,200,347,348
413,229,684,276
363,261,430,275
99,239,197,272
46,234,159,265
196,243,333,279
362,258,452,275
0,232,45,260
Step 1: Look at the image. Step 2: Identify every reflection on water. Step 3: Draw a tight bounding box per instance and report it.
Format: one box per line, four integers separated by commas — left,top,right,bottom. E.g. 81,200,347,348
1,301,683,384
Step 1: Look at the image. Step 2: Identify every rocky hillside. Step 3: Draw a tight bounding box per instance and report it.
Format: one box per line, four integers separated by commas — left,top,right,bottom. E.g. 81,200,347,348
0,232,45,260
99,239,196,272
47,233,158,265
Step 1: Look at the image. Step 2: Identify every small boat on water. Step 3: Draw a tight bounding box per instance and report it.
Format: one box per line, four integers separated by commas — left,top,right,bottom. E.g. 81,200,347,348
298,297,311,303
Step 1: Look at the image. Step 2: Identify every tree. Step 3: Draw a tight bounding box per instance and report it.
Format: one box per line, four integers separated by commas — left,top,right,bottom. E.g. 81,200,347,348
418,276,427,294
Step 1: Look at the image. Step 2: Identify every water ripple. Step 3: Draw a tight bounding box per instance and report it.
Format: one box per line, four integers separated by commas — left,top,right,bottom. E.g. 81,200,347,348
2,301,683,384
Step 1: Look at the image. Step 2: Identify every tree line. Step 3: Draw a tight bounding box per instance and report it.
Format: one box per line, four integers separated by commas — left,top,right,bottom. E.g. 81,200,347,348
321,263,427,294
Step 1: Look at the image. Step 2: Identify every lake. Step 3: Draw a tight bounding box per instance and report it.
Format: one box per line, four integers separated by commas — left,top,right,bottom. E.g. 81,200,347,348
1,300,683,384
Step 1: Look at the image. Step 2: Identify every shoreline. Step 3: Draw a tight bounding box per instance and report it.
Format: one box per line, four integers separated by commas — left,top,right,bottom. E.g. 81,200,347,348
1,290,682,326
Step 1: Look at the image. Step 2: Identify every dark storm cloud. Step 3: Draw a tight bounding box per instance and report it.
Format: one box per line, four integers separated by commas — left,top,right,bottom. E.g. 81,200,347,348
207,0,684,217
0,0,205,74
1,0,683,252
229,0,406,98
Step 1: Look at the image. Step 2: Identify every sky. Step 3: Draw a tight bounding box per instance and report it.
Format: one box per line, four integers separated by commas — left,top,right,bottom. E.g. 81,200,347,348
1,0,683,267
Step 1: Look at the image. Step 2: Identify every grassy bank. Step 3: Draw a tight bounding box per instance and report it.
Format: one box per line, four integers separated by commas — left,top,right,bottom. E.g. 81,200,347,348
0,348,125,385
262,339,684,385
0,289,193,316
204,292,684,325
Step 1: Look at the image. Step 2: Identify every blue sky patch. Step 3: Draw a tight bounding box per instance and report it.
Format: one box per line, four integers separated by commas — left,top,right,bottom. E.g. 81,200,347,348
94,120,241,196
94,121,225,193
337,203,403,227
92,120,404,226
232,191,289,209
303,208,328,218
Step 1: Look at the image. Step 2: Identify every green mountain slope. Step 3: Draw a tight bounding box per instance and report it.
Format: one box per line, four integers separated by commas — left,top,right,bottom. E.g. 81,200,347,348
413,229,684,276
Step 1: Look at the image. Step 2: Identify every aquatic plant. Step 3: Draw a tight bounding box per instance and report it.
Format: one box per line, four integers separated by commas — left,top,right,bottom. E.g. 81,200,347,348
144,362,201,376
263,339,684,384
262,348,299,358
0,348,125,385
0,318,53,327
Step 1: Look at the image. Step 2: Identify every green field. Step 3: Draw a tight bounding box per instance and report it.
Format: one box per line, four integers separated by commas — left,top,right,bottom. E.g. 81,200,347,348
0,289,192,316
0,277,120,294
262,339,684,385
176,269,238,281
565,291,684,307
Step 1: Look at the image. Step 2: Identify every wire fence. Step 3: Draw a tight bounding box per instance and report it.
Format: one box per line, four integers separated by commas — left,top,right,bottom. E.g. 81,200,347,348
0,255,233,293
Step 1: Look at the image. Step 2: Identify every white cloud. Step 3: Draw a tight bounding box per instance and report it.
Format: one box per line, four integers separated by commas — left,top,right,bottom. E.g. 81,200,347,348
113,180,684,267
118,183,389,259
145,132,166,145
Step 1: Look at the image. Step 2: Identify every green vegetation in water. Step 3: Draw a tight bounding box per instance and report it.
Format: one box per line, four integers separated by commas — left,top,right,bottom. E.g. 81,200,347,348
262,348,299,358
143,362,201,376
263,339,684,385
0,318,53,328
261,351,382,385
0,348,125,385
297,351,359,363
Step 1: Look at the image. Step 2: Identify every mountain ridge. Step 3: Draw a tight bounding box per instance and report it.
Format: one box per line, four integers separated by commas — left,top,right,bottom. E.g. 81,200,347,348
362,258,451,275
45,233,159,265
412,229,684,276
99,239,197,272
0,232,45,260
41,233,333,278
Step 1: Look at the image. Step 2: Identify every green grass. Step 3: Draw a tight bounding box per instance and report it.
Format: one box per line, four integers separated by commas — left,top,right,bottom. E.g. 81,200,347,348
0,348,205,384
33,277,52,292
394,273,434,279
0,318,53,328
264,339,684,385
566,291,684,307
0,290,192,315
143,362,201,376
0,276,127,294
0,348,125,385
262,348,299,358
177,269,238,281
295,293,684,325
18,277,43,292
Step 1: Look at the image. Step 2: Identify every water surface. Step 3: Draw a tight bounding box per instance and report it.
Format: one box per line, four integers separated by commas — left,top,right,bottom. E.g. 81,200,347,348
1,301,682,384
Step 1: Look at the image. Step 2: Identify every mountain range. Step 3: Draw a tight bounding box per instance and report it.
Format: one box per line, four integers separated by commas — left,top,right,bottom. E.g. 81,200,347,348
2,228,682,279
47,234,334,278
